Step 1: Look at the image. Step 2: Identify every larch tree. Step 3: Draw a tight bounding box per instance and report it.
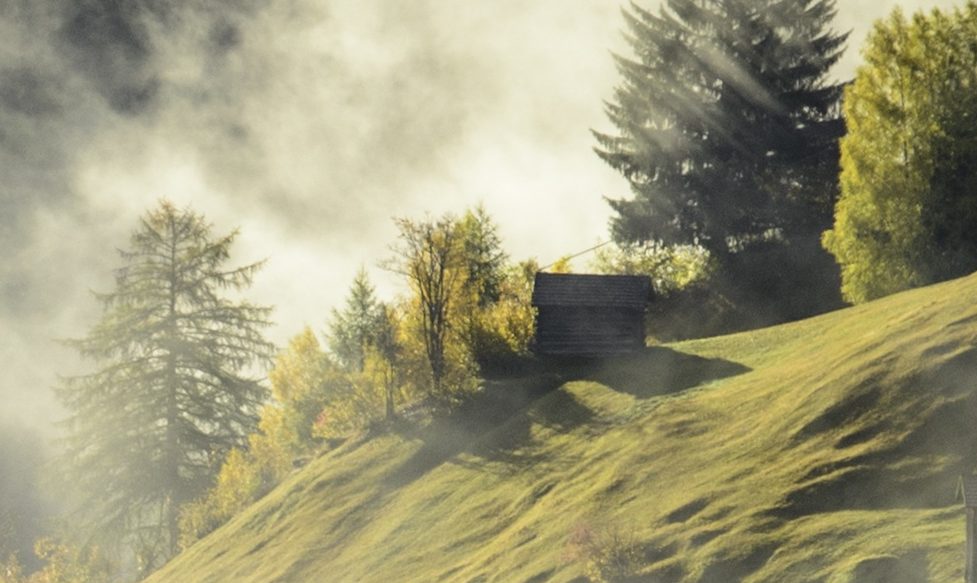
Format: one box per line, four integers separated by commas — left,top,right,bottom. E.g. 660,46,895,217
823,5,977,303
595,0,847,257
57,200,273,572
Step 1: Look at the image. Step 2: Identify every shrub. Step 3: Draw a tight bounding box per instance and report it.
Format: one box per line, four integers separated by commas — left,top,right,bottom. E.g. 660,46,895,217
464,261,536,376
1,539,113,583
178,448,264,549
314,350,402,438
564,520,643,583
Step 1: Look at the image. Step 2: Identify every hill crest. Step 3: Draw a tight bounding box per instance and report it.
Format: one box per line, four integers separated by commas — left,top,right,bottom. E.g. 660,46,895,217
148,273,977,582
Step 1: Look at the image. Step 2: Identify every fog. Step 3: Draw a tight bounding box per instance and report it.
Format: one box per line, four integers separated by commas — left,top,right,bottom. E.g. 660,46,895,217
0,0,966,437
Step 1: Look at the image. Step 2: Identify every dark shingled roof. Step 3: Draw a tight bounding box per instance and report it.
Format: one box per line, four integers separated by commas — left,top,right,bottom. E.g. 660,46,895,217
959,474,977,507
531,273,652,309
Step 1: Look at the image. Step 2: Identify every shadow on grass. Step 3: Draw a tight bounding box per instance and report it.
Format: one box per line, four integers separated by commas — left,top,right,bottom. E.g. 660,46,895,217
850,551,928,583
466,387,600,475
698,544,778,583
769,348,977,519
386,347,748,488
386,371,570,488
545,346,750,399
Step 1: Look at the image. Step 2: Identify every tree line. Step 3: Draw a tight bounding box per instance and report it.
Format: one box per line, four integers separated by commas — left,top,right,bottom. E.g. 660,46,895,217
597,0,977,331
1,202,537,581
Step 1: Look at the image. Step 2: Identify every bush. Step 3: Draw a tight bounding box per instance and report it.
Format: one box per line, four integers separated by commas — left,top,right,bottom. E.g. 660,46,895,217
564,520,643,583
314,350,403,438
594,238,843,341
464,262,536,376
0,539,112,583
592,241,712,297
178,448,264,549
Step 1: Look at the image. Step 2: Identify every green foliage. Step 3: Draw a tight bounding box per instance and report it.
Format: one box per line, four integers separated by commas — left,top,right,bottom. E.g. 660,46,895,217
591,241,712,296
268,328,338,449
318,300,413,436
326,269,385,372
386,213,476,400
324,272,413,425
458,204,508,307
397,302,479,409
463,260,537,374
56,200,274,571
823,5,977,303
453,208,533,374
179,328,340,548
0,539,112,583
177,448,264,550
596,0,847,254
548,256,573,274
1,553,23,583
316,348,403,438
592,240,840,340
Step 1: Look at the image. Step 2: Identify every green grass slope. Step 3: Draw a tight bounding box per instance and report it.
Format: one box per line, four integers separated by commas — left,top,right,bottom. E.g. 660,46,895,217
148,274,977,583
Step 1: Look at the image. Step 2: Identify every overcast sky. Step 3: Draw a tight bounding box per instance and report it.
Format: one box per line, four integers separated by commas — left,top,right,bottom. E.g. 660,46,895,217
0,0,966,434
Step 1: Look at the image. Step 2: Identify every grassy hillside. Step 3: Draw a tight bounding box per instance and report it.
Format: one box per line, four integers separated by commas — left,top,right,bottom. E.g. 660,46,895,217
147,274,977,582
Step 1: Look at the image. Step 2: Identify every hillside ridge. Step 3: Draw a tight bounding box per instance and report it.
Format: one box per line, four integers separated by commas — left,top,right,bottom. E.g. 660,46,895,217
148,273,977,582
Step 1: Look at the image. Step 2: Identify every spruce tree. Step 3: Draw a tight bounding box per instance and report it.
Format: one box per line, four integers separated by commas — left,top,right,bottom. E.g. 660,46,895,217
458,204,508,308
57,201,273,572
595,0,847,256
326,268,384,373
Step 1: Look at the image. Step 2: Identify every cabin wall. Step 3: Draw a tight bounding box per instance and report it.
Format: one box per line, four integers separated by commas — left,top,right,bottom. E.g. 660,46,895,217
535,306,645,355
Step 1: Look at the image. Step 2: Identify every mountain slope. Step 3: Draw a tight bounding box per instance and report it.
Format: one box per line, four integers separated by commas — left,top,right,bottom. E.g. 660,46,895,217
148,274,977,582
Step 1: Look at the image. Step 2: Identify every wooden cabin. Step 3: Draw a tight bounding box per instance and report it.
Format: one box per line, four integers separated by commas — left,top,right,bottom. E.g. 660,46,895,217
959,474,977,583
531,272,652,356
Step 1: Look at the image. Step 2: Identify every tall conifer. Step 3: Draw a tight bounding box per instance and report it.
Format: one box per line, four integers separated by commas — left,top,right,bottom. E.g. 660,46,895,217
326,268,384,373
57,201,273,572
595,0,847,256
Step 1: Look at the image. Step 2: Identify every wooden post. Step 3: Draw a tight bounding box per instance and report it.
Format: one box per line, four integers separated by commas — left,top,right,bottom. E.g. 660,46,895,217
969,507,976,583
958,474,977,583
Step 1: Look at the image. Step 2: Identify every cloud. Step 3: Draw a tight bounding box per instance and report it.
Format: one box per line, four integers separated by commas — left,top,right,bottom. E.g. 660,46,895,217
0,0,964,435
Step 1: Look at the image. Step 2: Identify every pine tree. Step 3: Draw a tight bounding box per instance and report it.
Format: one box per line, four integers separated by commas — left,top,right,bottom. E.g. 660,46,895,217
57,200,273,572
595,0,847,256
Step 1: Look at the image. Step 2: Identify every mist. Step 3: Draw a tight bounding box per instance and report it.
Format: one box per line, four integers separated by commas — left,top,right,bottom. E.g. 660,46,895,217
0,0,967,435
0,0,625,432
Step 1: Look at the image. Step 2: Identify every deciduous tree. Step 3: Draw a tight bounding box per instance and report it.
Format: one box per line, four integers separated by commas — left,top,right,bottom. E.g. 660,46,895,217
823,5,977,302
385,215,467,397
